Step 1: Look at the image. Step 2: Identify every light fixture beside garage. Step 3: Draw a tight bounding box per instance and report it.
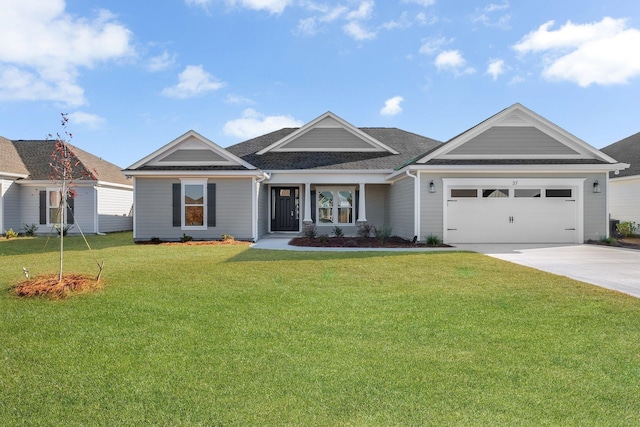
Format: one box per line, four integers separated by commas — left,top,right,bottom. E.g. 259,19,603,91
429,180,436,193
593,180,601,193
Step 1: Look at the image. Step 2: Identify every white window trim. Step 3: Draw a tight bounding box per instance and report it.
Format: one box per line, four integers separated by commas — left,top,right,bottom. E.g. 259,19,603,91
46,187,63,226
180,178,207,231
316,186,356,225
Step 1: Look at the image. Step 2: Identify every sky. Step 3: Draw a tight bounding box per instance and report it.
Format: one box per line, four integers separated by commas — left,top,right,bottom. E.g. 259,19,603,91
1,0,640,168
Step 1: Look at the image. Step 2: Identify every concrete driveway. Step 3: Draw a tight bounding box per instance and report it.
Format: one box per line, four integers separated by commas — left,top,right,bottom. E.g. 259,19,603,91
457,244,640,298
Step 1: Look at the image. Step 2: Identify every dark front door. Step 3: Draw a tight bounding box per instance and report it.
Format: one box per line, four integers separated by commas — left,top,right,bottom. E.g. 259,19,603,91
272,187,299,231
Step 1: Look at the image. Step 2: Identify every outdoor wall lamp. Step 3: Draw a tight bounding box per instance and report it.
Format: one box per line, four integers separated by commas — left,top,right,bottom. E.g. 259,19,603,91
429,180,436,193
593,180,601,193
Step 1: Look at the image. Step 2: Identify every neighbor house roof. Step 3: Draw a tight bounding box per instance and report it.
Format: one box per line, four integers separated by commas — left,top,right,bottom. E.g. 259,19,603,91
600,132,640,179
226,128,443,170
0,139,131,186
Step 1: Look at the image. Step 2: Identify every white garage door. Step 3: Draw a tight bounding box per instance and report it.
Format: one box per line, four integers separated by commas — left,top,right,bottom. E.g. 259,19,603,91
445,184,580,244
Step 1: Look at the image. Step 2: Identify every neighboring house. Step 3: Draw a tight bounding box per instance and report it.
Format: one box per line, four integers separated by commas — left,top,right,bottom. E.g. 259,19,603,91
124,103,628,244
601,132,640,226
0,137,133,235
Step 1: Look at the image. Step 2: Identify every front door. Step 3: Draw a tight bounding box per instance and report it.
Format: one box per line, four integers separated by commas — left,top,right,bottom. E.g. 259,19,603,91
272,187,299,231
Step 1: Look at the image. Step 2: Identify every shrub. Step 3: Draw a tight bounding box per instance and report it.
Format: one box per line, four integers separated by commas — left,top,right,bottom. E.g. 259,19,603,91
599,236,616,245
221,233,235,241
180,233,193,242
318,234,330,244
374,225,393,243
303,224,317,239
617,221,637,237
356,222,374,238
150,236,161,243
4,228,19,239
55,224,73,236
332,226,344,238
426,234,442,246
23,223,38,237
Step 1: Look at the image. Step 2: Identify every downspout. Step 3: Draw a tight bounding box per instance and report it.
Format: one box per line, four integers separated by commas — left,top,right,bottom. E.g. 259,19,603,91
405,170,419,241
253,172,270,242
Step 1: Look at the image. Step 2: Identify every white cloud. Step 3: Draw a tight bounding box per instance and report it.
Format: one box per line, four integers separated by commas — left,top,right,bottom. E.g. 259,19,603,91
294,17,318,36
187,0,291,14
486,59,505,80
472,1,511,29
415,12,438,26
381,12,412,31
223,109,303,139
435,50,476,75
419,37,451,55
513,17,640,86
343,21,376,41
161,65,226,99
402,0,436,6
225,94,255,105
380,96,404,116
346,0,374,21
147,51,176,72
0,0,134,106
67,111,107,129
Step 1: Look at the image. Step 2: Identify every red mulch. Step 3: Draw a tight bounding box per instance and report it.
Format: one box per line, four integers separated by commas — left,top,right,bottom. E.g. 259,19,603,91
588,236,640,250
289,236,451,248
14,274,101,299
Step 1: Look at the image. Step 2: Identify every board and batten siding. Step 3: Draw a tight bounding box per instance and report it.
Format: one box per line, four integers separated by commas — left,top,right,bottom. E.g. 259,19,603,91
419,172,608,243
97,186,133,233
282,128,374,150
1,179,21,232
134,177,254,241
609,177,640,225
448,127,579,156
388,175,415,240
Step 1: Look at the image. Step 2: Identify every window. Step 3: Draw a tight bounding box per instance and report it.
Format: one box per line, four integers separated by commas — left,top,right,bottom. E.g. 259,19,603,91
546,189,572,198
514,189,541,198
316,187,354,225
451,189,477,198
176,180,209,230
483,189,509,198
48,190,62,224
39,189,74,226
451,188,478,199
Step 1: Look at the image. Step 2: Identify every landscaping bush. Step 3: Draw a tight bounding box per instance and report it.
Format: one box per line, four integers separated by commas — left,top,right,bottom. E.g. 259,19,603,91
426,233,442,245
332,226,344,238
4,228,19,239
221,233,235,241
616,221,637,237
356,222,374,238
180,233,193,242
374,225,393,243
23,223,38,237
303,224,317,239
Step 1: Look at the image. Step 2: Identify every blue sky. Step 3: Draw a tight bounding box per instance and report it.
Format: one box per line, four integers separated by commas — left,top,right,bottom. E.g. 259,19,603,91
1,0,639,167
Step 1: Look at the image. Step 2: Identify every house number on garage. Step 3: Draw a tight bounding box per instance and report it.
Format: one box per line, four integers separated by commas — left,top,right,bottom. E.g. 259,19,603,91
512,181,518,185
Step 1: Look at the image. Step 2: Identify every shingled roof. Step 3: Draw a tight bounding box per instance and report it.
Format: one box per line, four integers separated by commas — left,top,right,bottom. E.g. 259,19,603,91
226,128,443,170
0,139,131,186
600,132,640,179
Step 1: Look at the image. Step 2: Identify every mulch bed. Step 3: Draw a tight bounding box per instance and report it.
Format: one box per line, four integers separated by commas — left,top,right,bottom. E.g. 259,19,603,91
587,236,640,250
289,236,451,248
137,240,251,246
14,274,101,299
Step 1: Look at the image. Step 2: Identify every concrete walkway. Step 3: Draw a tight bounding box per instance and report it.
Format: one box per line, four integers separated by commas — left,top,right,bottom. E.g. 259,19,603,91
252,237,640,298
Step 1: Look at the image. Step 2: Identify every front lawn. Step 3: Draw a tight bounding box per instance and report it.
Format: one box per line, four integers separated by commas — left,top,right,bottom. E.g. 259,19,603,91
1,233,640,425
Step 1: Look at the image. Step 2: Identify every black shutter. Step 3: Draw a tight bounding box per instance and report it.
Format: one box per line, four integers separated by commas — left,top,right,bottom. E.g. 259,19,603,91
172,183,181,227
310,190,316,223
355,190,359,221
66,196,74,225
207,183,216,227
39,191,47,224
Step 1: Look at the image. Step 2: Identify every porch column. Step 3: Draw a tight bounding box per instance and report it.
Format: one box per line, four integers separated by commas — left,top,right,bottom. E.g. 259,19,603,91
357,183,367,222
303,182,312,223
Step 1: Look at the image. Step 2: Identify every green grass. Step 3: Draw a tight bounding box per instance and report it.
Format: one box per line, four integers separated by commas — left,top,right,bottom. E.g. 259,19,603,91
2,233,640,425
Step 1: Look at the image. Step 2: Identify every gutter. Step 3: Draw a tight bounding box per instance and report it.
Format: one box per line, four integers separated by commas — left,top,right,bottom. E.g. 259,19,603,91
405,170,420,241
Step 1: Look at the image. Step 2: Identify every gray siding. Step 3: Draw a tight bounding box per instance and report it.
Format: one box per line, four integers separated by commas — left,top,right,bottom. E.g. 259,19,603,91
609,178,640,225
97,186,133,232
160,149,227,162
134,177,254,241
388,176,415,240
449,127,579,155
257,182,269,238
363,184,388,229
284,128,375,150
2,179,21,232
19,184,96,235
418,172,608,243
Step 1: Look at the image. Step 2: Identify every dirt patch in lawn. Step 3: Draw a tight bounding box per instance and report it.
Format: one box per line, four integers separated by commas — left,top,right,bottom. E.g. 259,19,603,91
14,274,101,299
289,236,451,248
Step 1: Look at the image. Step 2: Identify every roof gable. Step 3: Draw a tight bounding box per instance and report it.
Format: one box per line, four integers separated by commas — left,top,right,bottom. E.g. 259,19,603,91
256,112,399,155
416,103,618,164
601,131,640,178
127,130,256,170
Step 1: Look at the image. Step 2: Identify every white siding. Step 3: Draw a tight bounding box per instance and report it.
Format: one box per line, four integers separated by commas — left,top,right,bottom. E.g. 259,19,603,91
389,176,415,240
135,177,254,241
2,179,22,232
97,186,133,232
609,177,640,227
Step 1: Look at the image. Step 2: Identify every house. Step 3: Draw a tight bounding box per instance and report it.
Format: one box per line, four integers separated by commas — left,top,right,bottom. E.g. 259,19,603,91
0,137,133,235
601,132,640,227
124,103,628,244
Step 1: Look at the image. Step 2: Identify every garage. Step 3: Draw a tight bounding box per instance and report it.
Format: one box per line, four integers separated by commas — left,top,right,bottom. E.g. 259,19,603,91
443,178,583,244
